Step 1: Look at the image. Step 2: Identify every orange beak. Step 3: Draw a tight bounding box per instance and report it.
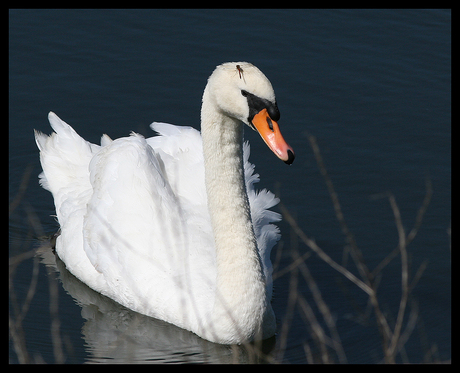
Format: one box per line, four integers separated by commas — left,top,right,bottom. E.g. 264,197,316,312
251,109,295,165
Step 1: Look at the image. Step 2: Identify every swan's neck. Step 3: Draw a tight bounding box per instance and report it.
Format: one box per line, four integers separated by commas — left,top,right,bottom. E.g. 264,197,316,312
201,95,271,343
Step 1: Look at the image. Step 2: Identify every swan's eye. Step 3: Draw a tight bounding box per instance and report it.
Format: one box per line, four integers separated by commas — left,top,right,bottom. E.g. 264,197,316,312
241,90,249,97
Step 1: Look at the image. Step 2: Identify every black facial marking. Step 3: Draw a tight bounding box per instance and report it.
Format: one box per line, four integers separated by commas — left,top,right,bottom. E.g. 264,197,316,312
241,90,280,122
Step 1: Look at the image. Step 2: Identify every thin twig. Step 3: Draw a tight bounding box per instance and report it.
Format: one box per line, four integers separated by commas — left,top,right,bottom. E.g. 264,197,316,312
294,249,347,363
371,177,432,278
283,132,437,363
279,203,373,296
386,193,409,362
307,134,371,287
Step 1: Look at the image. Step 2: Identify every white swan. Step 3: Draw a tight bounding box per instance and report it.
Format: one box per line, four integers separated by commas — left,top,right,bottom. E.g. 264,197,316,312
35,62,295,345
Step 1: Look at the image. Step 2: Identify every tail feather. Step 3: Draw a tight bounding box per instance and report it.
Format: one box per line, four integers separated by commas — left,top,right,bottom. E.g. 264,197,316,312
34,112,97,215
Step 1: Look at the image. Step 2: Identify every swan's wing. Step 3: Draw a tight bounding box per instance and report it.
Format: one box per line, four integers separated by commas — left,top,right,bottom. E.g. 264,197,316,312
147,122,208,209
83,134,182,297
83,125,216,325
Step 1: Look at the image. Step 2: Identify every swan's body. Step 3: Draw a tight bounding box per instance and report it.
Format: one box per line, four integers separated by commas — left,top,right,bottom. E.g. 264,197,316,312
35,62,294,344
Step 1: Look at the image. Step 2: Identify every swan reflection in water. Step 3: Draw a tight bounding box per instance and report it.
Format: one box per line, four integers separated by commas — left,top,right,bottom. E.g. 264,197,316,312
37,239,276,364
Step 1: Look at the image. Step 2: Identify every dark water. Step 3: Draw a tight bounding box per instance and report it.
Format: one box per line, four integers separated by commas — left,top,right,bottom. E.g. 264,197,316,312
9,9,450,363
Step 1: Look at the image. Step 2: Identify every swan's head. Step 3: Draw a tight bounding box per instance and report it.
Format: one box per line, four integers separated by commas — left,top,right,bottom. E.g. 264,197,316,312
204,62,295,165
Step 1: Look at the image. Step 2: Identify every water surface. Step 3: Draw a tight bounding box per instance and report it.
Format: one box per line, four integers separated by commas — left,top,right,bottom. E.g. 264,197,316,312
9,9,450,363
